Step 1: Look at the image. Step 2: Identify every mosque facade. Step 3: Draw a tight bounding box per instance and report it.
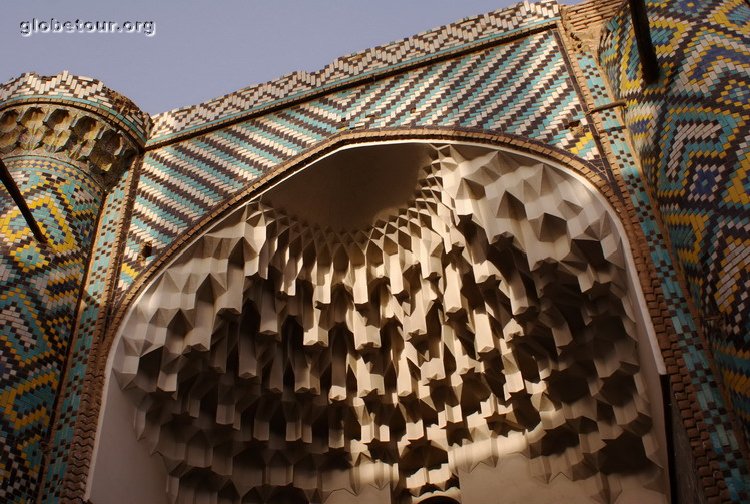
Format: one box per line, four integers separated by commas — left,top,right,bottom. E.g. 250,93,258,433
0,0,749,502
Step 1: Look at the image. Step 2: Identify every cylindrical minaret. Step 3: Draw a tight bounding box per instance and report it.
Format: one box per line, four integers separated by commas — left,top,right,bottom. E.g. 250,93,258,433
0,72,149,503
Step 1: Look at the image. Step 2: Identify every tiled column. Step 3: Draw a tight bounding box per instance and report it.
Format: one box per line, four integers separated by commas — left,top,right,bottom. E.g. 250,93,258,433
599,0,750,500
0,73,148,503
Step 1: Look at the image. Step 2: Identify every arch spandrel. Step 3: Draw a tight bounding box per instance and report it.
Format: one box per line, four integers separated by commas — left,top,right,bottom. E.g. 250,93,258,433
91,140,669,504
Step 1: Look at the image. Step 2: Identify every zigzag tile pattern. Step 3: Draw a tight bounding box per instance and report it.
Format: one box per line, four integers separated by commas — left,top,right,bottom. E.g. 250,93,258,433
574,49,749,500
0,158,101,503
147,0,560,142
599,0,750,474
118,30,601,295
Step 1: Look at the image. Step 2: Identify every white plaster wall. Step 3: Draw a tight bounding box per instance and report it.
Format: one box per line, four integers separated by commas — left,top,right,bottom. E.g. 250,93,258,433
88,376,168,504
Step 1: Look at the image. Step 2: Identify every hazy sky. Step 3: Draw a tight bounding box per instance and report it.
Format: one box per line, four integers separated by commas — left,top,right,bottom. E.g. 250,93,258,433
3,0,581,115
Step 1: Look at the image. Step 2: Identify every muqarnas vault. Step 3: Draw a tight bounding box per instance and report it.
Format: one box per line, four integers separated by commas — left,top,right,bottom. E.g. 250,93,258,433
0,0,749,503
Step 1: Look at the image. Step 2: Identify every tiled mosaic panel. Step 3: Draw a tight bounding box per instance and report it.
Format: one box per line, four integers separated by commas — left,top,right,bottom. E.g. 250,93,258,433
39,167,133,502
575,50,749,500
148,0,560,141
0,158,101,503
599,0,750,448
119,29,604,295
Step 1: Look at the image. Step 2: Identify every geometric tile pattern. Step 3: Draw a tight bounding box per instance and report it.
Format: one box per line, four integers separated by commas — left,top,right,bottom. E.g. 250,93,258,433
39,166,134,502
0,157,101,503
147,0,561,142
599,0,750,482
575,47,750,501
118,30,603,295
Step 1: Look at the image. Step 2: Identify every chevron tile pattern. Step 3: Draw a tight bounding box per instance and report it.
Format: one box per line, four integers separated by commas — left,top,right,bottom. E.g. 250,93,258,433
118,30,603,295
0,158,101,503
147,0,560,142
599,0,750,500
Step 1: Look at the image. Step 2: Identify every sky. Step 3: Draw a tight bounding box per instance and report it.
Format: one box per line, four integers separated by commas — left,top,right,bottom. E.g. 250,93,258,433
2,0,581,115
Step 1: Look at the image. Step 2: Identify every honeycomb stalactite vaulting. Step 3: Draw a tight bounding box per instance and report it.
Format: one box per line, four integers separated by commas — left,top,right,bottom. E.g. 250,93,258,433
113,144,666,503
0,71,152,143
0,103,140,189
